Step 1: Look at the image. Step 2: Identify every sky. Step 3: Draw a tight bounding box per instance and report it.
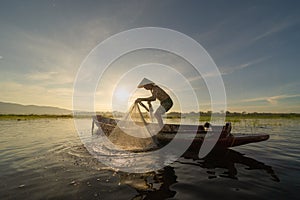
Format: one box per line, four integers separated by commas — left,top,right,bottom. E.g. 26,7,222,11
0,0,300,113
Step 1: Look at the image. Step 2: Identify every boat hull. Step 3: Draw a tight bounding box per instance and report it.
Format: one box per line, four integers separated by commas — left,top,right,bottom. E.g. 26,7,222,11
92,115,269,152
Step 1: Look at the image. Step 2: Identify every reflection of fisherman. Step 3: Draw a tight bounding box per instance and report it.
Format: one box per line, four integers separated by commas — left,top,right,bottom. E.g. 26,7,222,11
135,78,173,128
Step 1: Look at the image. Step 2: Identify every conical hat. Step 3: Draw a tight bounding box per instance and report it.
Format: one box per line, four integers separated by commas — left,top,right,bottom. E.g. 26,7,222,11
138,78,154,88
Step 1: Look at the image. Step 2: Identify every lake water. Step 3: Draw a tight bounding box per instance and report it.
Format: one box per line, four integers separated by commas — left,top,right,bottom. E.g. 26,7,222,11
0,118,299,199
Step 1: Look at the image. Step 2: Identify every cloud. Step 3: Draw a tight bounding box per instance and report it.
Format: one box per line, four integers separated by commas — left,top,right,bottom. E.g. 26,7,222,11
26,70,74,85
242,94,300,105
221,56,270,75
0,56,3,60
0,81,73,109
196,14,299,63
252,19,298,42
187,56,270,82
26,71,59,81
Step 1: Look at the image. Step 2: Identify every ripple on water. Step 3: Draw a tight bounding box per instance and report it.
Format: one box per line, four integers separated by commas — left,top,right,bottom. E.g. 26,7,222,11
1,118,300,199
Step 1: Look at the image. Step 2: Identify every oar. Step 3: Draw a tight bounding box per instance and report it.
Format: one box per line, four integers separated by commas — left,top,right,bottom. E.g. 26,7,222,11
138,102,149,112
91,116,95,134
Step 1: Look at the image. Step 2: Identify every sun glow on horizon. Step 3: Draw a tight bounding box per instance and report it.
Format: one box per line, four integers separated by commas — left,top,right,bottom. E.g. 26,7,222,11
113,87,130,102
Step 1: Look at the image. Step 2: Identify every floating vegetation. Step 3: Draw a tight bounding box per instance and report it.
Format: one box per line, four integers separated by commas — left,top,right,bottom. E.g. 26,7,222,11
0,114,74,121
1,112,299,123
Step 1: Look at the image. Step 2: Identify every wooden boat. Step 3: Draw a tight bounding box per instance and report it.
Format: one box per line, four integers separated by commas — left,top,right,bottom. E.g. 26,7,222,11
92,115,269,152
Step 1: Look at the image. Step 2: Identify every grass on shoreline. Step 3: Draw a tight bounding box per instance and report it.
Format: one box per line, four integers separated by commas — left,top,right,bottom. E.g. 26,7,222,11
203,114,300,122
1,112,300,121
0,114,74,120
168,112,300,122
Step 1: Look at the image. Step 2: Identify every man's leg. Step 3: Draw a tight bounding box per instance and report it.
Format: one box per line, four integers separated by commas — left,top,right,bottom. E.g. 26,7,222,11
154,112,163,128
154,105,166,128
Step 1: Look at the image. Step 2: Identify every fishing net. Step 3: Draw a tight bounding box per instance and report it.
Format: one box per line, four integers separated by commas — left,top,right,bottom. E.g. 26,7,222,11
108,103,158,151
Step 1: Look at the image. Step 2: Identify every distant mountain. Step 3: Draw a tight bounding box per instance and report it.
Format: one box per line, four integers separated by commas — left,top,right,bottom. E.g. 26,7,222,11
0,102,72,115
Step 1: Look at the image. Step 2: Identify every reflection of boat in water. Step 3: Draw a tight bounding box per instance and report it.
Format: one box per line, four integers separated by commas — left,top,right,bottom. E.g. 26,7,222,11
118,166,177,200
92,115,270,151
180,148,280,181
117,148,279,199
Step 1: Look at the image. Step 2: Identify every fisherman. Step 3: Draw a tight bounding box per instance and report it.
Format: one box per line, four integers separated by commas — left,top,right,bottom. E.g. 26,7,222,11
135,78,173,128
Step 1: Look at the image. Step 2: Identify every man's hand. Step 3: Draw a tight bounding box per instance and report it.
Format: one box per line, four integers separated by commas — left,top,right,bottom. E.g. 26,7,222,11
135,98,142,104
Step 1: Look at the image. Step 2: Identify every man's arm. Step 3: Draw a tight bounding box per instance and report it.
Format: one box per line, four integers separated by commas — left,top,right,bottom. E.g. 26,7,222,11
135,95,156,103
